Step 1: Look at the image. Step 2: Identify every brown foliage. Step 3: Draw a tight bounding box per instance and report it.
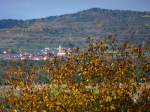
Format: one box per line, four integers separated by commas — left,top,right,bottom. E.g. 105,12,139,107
1,38,150,112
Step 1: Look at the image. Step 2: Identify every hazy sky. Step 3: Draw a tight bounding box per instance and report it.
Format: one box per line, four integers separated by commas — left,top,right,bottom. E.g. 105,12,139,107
0,0,150,20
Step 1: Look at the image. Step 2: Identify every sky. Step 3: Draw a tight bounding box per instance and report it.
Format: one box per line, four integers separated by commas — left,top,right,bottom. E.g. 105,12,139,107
0,0,150,20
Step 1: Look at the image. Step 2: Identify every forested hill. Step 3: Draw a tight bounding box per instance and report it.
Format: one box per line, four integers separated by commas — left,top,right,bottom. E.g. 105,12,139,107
0,8,150,50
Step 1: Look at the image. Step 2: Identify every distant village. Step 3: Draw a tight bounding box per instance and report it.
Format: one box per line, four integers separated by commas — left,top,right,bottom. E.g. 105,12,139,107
0,42,149,61
0,45,73,61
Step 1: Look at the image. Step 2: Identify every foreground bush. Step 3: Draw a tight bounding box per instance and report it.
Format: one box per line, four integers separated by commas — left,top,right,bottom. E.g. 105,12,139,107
0,37,150,112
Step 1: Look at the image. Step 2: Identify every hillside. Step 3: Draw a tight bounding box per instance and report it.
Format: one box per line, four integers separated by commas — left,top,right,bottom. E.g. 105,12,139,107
0,8,150,51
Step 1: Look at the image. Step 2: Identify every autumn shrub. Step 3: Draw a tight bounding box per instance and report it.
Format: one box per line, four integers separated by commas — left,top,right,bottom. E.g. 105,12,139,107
0,37,150,112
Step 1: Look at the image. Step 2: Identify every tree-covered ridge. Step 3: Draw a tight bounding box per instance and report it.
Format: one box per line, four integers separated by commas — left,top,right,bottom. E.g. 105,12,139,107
0,8,150,50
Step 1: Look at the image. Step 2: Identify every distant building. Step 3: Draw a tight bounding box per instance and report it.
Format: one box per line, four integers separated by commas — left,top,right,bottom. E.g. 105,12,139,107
43,56,48,61
57,45,66,57
41,48,50,55
3,51,7,54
